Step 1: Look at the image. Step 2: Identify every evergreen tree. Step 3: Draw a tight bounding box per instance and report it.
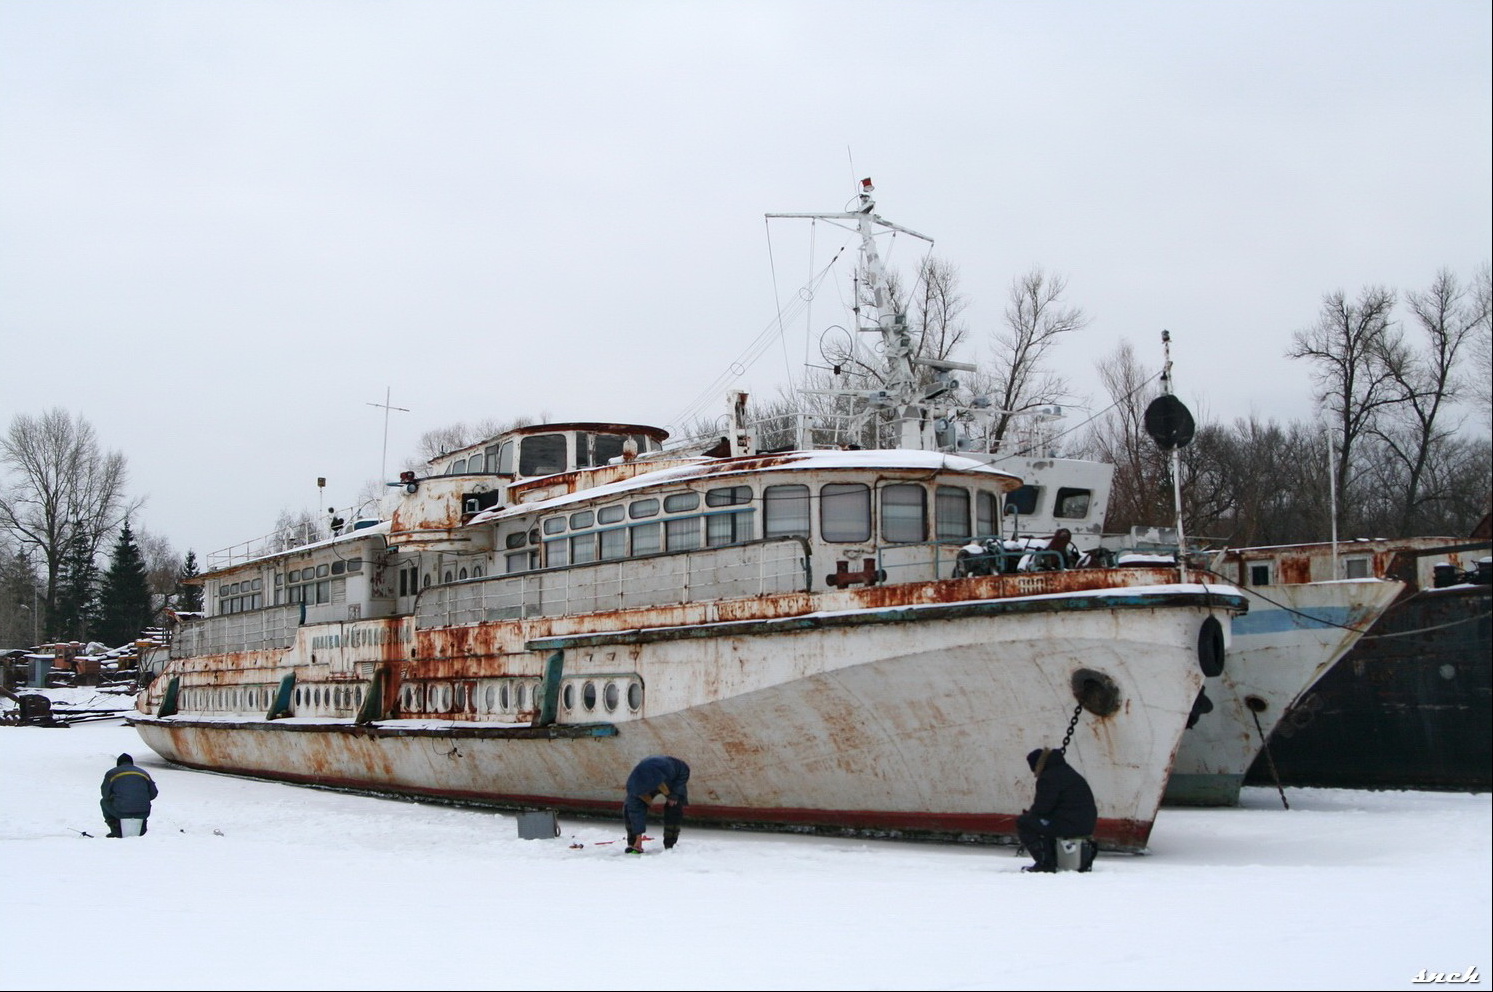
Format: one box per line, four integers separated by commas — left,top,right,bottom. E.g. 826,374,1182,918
95,522,154,647
50,523,98,641
176,550,203,613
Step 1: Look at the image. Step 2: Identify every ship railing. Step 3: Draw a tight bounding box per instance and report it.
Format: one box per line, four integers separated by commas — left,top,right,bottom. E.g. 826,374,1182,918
415,538,811,629
874,539,1069,583
171,605,301,659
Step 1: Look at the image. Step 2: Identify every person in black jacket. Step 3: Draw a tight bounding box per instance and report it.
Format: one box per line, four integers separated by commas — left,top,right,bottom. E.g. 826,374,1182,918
1017,747,1096,872
101,753,159,838
623,755,689,854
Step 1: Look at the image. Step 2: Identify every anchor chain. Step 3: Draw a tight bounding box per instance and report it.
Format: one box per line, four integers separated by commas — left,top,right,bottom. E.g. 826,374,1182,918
1059,700,1084,754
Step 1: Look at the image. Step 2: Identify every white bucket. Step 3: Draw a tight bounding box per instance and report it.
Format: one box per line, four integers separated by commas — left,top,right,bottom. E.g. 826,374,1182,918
118,818,144,838
1055,837,1083,871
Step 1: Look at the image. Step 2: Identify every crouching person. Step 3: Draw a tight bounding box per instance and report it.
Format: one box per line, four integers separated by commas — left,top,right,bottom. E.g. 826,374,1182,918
101,753,158,838
624,755,689,854
1017,747,1096,872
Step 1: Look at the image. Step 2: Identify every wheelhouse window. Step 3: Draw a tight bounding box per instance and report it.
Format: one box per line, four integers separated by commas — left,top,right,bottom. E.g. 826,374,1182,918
519,434,567,476
881,484,926,543
1054,487,1092,520
820,483,871,542
935,486,971,541
1249,563,1271,586
763,485,810,538
977,492,999,536
706,510,754,547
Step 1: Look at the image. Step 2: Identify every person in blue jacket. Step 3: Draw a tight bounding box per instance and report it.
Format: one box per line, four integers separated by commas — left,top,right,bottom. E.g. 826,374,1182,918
101,753,159,837
1017,747,1096,872
624,755,689,854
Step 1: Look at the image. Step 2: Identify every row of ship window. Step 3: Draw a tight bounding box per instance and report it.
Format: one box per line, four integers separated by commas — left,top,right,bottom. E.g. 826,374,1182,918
179,684,365,713
216,559,365,615
504,482,1006,573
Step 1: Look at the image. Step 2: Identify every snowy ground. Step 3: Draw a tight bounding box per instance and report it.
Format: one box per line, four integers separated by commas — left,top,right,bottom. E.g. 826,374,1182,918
1,716,1487,991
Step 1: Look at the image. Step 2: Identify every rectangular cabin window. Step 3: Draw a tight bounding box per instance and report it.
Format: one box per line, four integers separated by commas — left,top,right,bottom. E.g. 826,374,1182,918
665,492,700,513
1006,485,1041,517
706,511,754,547
485,444,499,473
666,516,702,551
598,505,625,524
546,539,569,568
575,432,594,469
506,551,529,574
570,510,594,529
571,533,597,564
763,485,810,538
820,483,871,542
498,441,515,474
630,498,659,519
881,484,927,543
599,528,627,560
1249,563,1271,586
707,486,752,507
1054,487,1092,520
543,517,567,535
1344,557,1370,579
977,492,998,536
935,486,971,541
631,521,662,556
519,434,567,476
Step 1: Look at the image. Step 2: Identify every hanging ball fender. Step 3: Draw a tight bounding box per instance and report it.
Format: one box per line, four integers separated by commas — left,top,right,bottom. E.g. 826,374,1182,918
1197,616,1225,677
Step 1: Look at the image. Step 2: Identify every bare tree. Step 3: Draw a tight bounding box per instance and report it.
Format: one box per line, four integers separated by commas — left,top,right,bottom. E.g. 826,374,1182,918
986,267,1088,451
1286,287,1400,528
1469,262,1492,423
414,416,542,464
1372,269,1485,532
0,409,141,626
1081,340,1170,532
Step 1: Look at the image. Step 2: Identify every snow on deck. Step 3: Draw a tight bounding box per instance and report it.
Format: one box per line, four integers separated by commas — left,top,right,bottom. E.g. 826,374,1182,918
1,720,1486,990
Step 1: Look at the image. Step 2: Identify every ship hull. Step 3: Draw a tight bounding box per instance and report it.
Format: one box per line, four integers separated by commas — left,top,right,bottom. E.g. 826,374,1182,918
1165,579,1403,806
1245,583,1491,790
134,587,1233,851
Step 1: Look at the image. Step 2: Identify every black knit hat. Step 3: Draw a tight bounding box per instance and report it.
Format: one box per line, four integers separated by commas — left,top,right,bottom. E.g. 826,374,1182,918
116,753,133,765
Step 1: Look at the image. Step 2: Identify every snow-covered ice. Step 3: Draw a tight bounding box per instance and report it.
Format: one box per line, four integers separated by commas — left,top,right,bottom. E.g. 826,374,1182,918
1,718,1487,991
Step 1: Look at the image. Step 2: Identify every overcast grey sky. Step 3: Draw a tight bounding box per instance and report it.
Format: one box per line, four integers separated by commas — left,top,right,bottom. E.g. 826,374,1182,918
2,1,1489,559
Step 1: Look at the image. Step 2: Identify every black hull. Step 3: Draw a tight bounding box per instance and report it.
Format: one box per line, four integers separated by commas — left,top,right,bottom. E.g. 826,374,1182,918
1246,584,1491,791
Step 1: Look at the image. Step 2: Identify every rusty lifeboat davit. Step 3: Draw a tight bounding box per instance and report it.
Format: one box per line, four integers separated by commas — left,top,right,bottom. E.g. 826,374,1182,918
132,181,1247,851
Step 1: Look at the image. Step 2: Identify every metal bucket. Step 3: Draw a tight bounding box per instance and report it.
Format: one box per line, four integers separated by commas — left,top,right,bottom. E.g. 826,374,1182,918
1056,837,1092,871
119,818,144,838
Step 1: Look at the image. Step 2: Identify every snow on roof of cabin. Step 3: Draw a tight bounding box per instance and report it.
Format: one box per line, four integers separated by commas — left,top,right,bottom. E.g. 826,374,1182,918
469,448,1021,525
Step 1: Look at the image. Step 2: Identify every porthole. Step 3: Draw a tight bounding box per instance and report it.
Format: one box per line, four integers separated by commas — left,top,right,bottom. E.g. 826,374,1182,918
563,683,574,710
295,687,303,707
485,685,496,711
604,682,619,712
354,686,364,706
627,683,643,711
500,683,510,709
515,684,526,708
582,681,597,711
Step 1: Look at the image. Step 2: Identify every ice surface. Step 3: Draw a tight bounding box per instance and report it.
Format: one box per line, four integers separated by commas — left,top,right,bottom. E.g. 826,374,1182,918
1,719,1487,990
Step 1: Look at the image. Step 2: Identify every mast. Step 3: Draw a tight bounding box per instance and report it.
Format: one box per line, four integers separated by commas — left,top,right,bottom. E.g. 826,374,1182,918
769,178,956,450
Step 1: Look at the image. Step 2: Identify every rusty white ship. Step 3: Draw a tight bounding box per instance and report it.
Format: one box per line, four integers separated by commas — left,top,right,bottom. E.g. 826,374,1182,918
132,181,1247,850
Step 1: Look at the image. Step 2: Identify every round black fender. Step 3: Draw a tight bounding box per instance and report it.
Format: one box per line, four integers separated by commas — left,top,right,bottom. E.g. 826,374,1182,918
1197,615,1225,677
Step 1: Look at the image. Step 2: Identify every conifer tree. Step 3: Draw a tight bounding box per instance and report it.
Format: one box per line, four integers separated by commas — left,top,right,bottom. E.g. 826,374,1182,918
176,550,203,613
49,523,98,641
95,522,153,646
